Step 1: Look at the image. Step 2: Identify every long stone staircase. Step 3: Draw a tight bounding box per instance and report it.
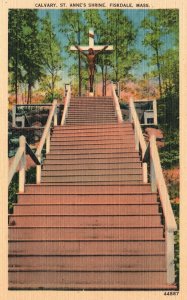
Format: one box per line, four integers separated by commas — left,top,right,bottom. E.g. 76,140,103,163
8,96,175,290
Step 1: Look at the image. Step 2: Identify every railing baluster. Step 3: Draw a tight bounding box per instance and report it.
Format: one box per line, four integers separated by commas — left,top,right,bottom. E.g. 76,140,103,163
134,129,139,151
54,106,58,126
36,155,41,184
149,135,177,284
129,98,148,183
18,136,26,193
46,130,50,154
111,82,123,123
150,155,157,192
61,86,71,125
166,229,175,284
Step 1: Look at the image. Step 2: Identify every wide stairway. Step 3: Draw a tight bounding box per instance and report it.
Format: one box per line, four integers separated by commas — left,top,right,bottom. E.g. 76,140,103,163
8,96,171,290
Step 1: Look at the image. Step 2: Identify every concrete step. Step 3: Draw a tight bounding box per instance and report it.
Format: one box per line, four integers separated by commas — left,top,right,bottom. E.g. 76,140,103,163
42,168,142,176
12,204,159,215
66,116,116,120
49,145,136,152
66,116,117,119
40,181,143,186
41,174,143,183
67,108,115,112
9,226,164,240
24,184,152,194
17,193,158,205
69,104,114,108
50,135,134,143
8,255,165,270
54,123,132,130
67,109,115,114
45,155,140,163
8,240,165,256
52,131,134,139
8,270,169,290
65,121,117,125
43,161,141,170
71,96,113,100
50,140,135,148
9,215,161,227
65,120,117,124
49,148,138,155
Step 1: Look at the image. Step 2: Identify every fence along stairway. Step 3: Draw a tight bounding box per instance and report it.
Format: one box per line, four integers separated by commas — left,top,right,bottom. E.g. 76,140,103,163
8,83,177,290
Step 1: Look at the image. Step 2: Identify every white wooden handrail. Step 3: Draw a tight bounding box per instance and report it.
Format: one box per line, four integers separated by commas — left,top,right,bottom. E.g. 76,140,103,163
150,135,177,284
9,100,58,189
8,136,25,192
35,99,58,183
129,98,148,183
111,82,123,123
9,136,41,193
61,85,71,125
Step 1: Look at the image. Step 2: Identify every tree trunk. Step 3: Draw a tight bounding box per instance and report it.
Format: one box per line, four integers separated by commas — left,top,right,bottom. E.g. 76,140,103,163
27,83,32,104
51,73,55,100
104,65,108,96
155,47,162,98
101,65,104,96
77,26,81,96
15,13,18,104
115,16,118,82
78,52,82,96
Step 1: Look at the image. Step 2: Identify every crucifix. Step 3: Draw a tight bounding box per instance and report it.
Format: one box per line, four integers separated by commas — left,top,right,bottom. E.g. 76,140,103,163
70,28,113,96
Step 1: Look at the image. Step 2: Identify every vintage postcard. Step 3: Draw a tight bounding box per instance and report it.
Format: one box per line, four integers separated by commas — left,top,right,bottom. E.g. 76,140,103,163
0,0,186,299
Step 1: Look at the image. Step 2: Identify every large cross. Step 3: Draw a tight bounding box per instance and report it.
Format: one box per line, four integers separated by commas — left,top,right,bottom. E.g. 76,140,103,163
70,28,113,52
70,29,113,95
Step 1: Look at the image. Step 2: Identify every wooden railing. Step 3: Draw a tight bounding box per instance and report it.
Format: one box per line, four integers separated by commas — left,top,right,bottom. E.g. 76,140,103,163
145,135,177,284
61,85,71,125
129,98,148,183
130,98,177,284
8,136,40,193
35,99,58,183
9,99,58,190
111,82,123,123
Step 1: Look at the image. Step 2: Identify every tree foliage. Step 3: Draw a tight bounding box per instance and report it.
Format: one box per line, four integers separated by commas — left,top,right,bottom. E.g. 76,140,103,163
141,10,179,131
9,10,63,103
40,13,63,101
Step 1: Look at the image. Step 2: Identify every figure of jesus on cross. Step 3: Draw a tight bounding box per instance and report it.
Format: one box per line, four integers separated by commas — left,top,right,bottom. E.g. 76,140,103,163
71,29,113,95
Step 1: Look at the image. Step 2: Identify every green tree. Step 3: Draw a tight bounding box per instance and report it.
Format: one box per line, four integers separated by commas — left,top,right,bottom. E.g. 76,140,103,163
105,10,143,82
141,10,179,99
40,13,63,101
9,10,43,103
59,10,85,96
8,10,25,103
21,10,43,103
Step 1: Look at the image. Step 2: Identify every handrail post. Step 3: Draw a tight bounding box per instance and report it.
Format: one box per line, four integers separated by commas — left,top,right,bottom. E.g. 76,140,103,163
111,82,123,124
166,229,175,284
46,130,50,154
18,136,26,193
129,108,132,122
143,162,148,184
61,85,71,125
150,156,157,192
134,129,139,151
54,105,58,126
150,135,158,192
36,155,41,184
